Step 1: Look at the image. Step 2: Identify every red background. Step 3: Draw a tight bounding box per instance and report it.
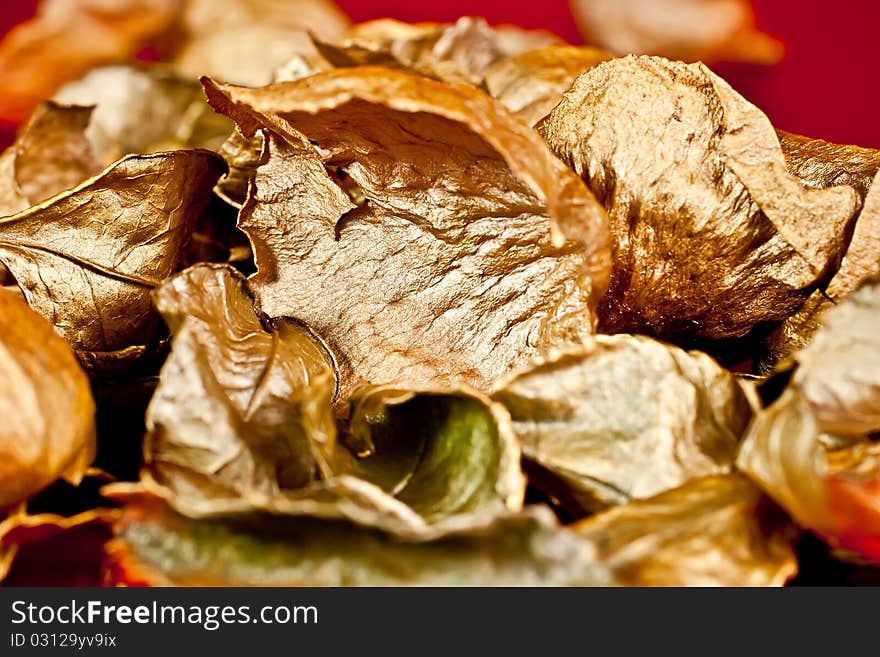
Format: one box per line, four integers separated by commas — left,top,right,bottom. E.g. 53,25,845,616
1,0,879,147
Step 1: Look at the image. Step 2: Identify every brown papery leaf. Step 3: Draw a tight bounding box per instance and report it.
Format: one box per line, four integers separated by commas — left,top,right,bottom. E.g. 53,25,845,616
736,389,878,561
315,17,505,86
342,385,525,522
134,381,523,536
105,494,613,586
203,67,610,395
738,279,880,563
342,18,562,60
570,0,782,64
758,291,830,375
779,131,880,202
316,18,567,88
574,474,799,586
760,162,880,370
214,129,266,209
493,335,750,512
490,24,564,56
0,150,224,359
164,0,350,86
53,65,234,165
215,55,323,209
792,277,880,437
0,103,101,214
144,263,338,504
0,0,179,123
538,56,859,342
0,288,95,510
826,171,880,301
484,45,612,126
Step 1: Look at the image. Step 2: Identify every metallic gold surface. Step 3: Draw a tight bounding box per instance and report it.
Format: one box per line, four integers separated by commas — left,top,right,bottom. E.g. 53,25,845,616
0,150,223,355
484,45,612,126
574,474,799,586
494,335,750,511
539,56,859,342
204,68,611,395
144,263,338,507
0,288,95,509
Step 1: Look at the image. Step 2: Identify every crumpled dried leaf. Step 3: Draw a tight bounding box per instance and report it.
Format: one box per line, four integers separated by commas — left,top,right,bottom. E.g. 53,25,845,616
570,0,782,64
341,384,525,522
144,263,338,503
0,288,96,509
0,0,179,123
824,170,880,303
737,390,880,563
779,131,880,202
0,150,224,360
213,55,323,210
574,474,799,586
484,46,612,126
135,379,523,537
738,279,880,563
538,56,860,341
760,164,880,370
315,17,503,86
214,129,266,209
342,18,561,60
759,159,880,371
0,508,114,585
54,65,234,165
0,103,100,217
316,18,569,88
164,0,350,86
792,278,880,436
758,290,830,375
493,335,750,512
203,67,610,395
105,493,613,586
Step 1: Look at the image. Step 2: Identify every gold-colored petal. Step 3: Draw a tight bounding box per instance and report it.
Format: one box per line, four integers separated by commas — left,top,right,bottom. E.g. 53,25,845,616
316,17,502,86
494,335,750,512
827,171,880,301
758,290,831,375
484,46,612,126
0,103,101,218
204,68,610,395
54,65,234,164
135,383,523,536
739,280,880,564
793,277,880,437
574,474,799,586
0,150,224,354
538,56,859,341
0,288,96,509
779,131,880,201
10,102,101,206
144,263,338,503
344,384,525,522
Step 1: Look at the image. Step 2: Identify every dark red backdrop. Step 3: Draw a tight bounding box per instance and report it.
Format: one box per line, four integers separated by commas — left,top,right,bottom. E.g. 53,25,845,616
2,0,879,147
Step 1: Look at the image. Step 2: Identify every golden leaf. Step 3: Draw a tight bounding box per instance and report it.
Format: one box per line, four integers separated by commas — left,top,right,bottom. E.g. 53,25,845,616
0,288,96,509
494,335,750,512
203,67,610,395
538,56,859,341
